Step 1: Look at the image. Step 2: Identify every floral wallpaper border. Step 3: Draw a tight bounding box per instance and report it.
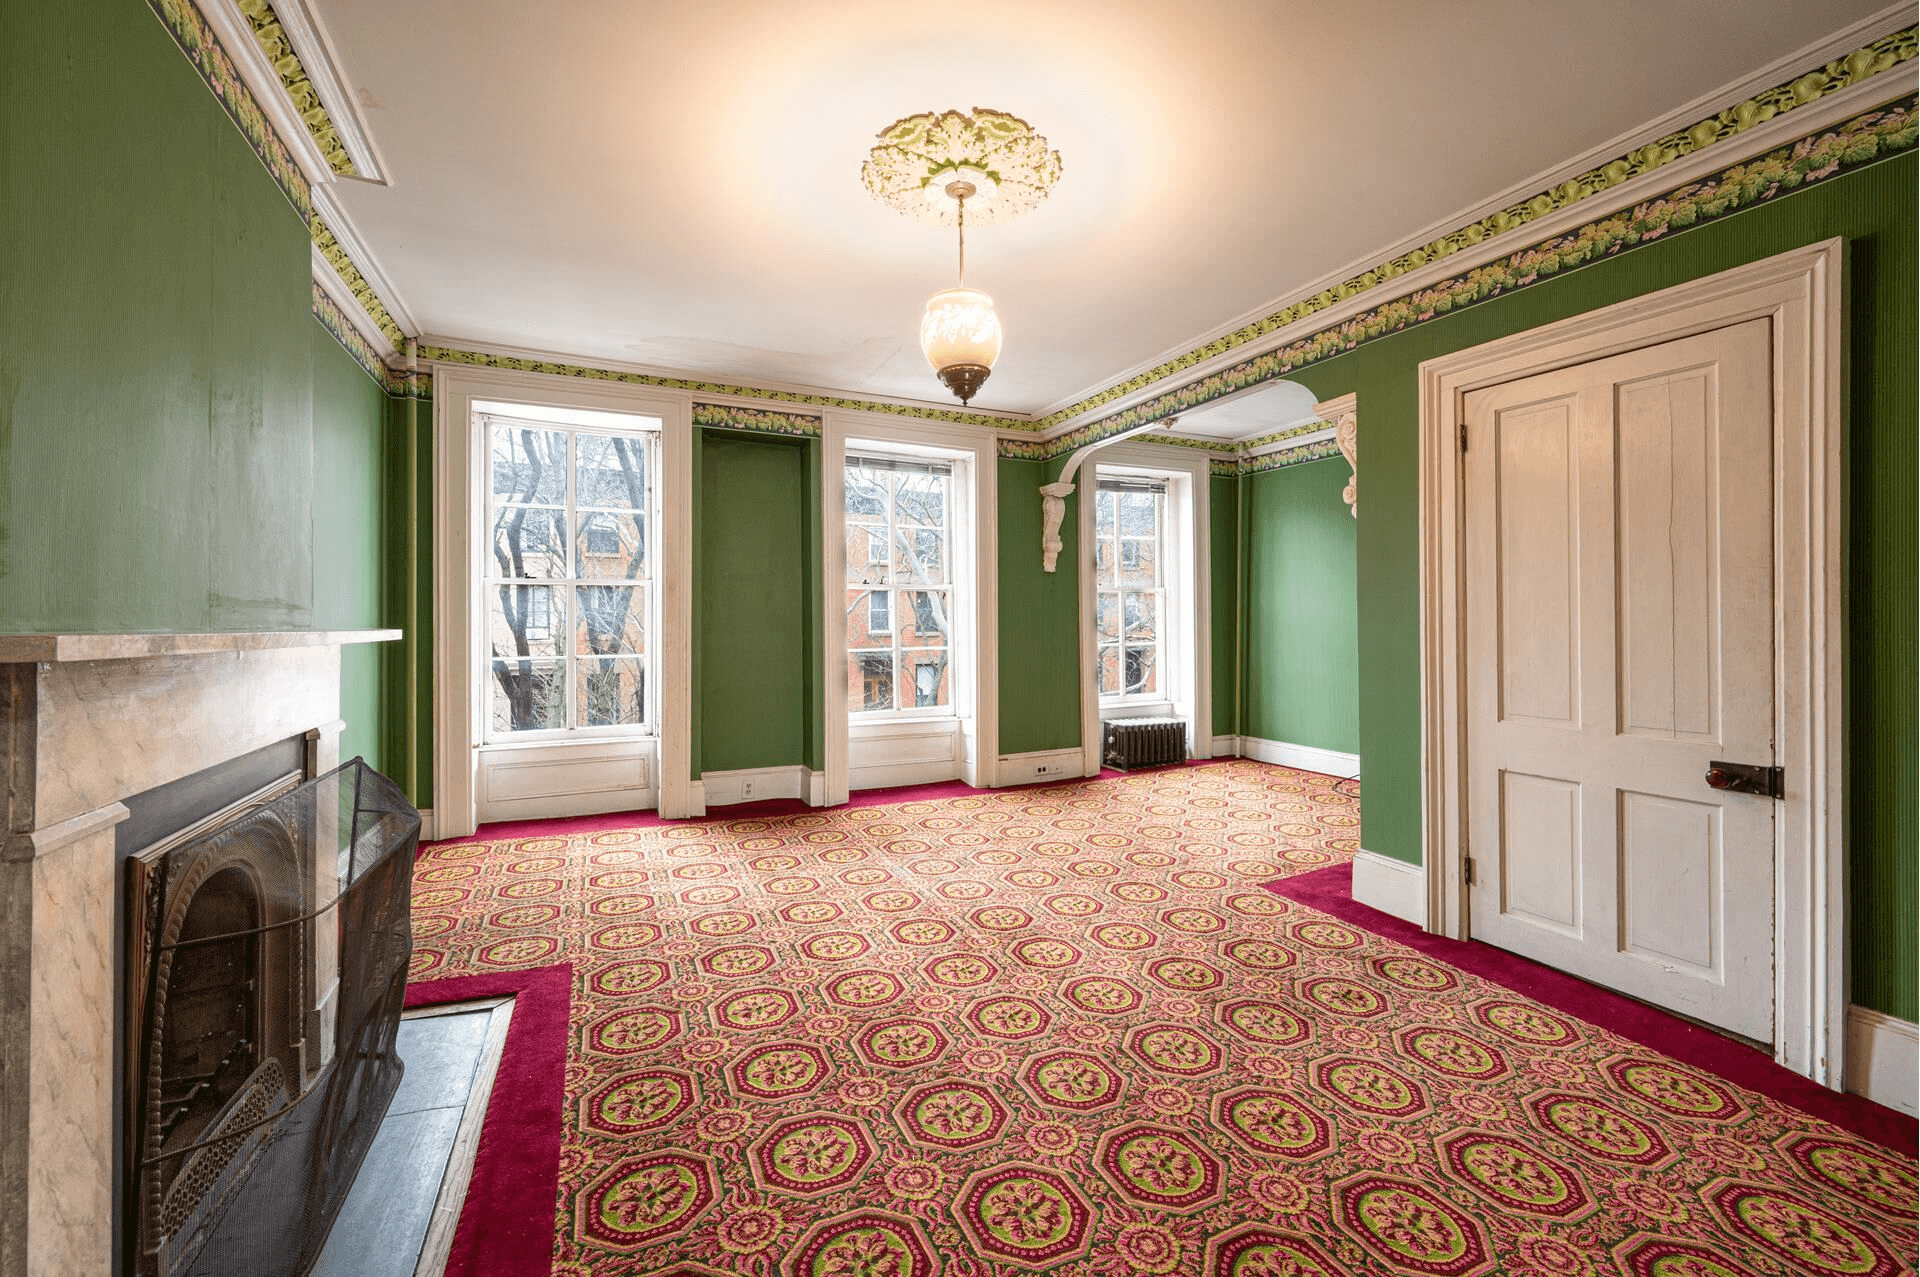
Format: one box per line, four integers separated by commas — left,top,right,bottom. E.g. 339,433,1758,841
236,0,355,176
313,218,405,348
1028,25,1917,433
692,404,823,437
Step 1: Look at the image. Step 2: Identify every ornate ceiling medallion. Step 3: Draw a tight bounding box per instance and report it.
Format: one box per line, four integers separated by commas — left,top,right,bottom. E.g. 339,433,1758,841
864,109,1062,405
862,109,1063,229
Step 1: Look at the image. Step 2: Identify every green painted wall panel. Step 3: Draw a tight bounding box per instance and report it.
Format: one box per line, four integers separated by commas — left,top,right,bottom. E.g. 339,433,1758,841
312,324,387,771
697,430,814,774
1209,474,1240,737
997,458,1083,755
1292,154,1915,1018
1242,459,1359,755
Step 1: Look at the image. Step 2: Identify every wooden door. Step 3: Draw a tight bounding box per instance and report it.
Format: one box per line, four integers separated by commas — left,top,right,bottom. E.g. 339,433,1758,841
1463,318,1775,1040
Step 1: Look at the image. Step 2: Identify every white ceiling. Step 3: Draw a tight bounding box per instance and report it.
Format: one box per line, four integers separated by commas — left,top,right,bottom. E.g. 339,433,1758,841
320,0,1886,415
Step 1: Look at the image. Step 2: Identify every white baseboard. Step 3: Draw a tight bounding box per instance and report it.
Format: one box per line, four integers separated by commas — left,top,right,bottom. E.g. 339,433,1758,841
1351,849,1426,925
1846,1005,1919,1116
1239,736,1361,779
417,808,436,841
699,765,823,808
995,748,1087,786
1211,735,1241,757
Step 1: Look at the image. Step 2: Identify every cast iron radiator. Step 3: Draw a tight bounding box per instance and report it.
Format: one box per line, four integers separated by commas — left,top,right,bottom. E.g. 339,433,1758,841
1102,717,1188,770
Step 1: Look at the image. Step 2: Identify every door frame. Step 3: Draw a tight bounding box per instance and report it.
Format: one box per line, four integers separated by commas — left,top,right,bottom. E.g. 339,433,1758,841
1417,239,1845,1084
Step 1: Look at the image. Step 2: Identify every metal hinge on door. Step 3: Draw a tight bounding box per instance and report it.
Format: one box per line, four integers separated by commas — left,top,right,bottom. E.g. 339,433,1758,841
1463,857,1476,886
1705,761,1785,799
1459,422,1469,453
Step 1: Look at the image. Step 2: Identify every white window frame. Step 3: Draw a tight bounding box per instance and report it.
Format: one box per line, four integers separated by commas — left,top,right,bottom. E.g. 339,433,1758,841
434,366,697,835
480,412,660,744
1077,443,1212,773
822,413,998,800
845,451,959,723
1093,476,1170,709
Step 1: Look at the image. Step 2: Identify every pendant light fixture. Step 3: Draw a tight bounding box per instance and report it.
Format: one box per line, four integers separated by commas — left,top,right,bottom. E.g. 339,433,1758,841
863,109,1062,406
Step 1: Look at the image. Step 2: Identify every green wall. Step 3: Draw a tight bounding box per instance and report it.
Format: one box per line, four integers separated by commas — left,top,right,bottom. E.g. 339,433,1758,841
1,0,398,778
695,430,820,774
997,457,1084,755
311,325,389,771
1239,458,1359,754
1295,153,1916,1019
1209,473,1240,736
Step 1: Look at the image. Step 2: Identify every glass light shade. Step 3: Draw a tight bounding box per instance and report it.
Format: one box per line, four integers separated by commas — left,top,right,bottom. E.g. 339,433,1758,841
919,287,1003,373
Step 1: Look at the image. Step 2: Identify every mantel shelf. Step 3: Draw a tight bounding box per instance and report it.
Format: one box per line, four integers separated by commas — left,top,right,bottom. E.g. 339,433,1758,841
0,630,403,664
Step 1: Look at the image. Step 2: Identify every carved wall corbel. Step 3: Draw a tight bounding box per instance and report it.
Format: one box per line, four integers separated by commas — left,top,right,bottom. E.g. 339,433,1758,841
1316,393,1359,517
1038,418,1166,572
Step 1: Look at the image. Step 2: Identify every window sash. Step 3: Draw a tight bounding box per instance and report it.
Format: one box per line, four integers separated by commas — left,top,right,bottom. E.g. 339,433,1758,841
484,421,658,741
1095,479,1168,703
847,454,957,717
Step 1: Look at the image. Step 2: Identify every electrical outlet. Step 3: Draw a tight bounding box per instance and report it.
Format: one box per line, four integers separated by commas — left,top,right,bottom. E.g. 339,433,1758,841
1034,764,1058,777
740,778,757,799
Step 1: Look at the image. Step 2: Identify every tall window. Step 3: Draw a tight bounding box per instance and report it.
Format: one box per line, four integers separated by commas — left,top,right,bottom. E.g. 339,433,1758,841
486,416,656,737
1095,476,1166,700
846,454,953,715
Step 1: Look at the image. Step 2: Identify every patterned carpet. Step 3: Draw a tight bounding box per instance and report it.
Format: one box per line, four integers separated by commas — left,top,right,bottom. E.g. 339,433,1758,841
409,761,1917,1276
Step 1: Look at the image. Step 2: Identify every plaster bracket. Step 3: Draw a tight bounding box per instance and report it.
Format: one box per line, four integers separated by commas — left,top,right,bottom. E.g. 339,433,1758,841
1318,393,1359,516
1039,418,1167,572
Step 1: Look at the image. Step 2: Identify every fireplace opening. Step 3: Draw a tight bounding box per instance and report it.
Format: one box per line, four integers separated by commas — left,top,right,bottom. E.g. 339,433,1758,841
156,868,260,1159
125,759,417,1277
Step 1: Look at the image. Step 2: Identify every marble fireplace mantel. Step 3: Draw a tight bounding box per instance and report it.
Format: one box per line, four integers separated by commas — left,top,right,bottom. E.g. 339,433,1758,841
0,630,398,1277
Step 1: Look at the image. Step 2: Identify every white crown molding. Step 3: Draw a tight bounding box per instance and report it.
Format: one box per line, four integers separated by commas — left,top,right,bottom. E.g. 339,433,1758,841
266,0,391,184
1243,425,1334,460
413,334,1034,425
1033,12,1917,433
310,243,396,359
196,0,337,192
312,184,420,336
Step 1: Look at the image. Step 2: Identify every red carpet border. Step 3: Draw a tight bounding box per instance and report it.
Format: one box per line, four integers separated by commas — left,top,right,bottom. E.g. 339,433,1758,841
407,761,1917,1276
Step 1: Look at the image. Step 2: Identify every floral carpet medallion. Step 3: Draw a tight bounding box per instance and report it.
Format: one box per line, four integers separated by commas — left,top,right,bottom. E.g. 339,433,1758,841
409,762,1918,1275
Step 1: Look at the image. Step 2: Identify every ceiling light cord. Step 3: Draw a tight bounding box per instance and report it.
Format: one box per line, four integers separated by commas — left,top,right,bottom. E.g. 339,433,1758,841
956,192,967,287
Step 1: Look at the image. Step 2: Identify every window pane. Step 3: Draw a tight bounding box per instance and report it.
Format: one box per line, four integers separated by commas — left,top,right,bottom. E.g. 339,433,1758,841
1097,644,1121,695
1124,644,1158,696
490,584,563,658
900,650,950,710
893,471,946,526
575,433,648,510
1095,592,1120,642
900,591,950,648
1120,537,1157,587
1095,535,1115,588
848,590,890,648
577,584,646,656
491,659,564,732
1124,590,1158,642
491,426,566,504
1119,491,1157,536
895,529,945,584
492,505,566,579
1095,489,1115,536
576,511,645,580
578,657,646,727
847,524,889,584
845,470,887,517
850,651,894,713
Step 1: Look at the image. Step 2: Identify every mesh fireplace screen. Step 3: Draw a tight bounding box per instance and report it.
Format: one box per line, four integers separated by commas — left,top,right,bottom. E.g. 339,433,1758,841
128,758,418,1277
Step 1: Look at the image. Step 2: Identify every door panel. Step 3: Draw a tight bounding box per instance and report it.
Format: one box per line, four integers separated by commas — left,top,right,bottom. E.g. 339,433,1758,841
1494,397,1581,728
1464,318,1775,1040
1498,771,1583,935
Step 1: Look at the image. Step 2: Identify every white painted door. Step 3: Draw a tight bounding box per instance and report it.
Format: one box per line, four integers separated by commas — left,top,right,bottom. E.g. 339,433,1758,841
1463,318,1775,1040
